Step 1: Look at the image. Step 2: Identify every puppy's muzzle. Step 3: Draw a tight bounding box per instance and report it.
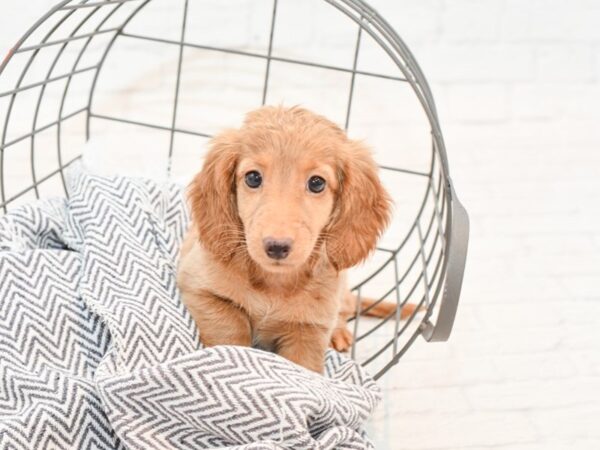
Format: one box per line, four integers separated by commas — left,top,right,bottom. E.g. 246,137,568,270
263,238,292,260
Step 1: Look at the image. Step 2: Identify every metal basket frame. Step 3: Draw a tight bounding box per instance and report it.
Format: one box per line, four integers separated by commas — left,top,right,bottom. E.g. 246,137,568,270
0,0,469,379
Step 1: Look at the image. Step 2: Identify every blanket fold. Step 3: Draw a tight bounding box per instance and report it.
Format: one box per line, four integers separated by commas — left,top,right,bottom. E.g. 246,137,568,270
0,166,380,449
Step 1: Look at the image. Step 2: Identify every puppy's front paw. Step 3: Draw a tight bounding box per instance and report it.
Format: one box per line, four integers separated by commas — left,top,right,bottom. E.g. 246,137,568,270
330,327,353,352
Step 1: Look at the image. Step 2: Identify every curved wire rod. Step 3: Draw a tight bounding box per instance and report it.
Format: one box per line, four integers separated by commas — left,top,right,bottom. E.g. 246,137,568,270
361,243,444,371
261,0,278,106
167,0,189,174
118,32,408,82
85,0,152,139
348,187,445,320
0,155,81,209
32,4,109,198
0,106,86,151
16,28,120,54
354,221,444,343
56,3,127,196
0,66,98,98
59,0,140,11
90,113,212,138
344,18,362,131
0,0,87,212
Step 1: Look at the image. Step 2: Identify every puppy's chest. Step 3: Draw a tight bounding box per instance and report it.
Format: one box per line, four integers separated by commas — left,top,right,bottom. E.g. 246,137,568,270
242,282,340,327
197,255,342,326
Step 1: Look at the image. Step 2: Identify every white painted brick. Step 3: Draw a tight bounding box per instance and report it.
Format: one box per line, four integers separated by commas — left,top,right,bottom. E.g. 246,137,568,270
417,43,536,82
529,405,600,440
441,0,503,42
571,350,600,377
474,301,564,331
444,117,600,158
441,303,481,334
500,0,533,42
557,272,600,299
375,411,539,449
517,235,599,260
485,232,600,278
511,83,566,120
512,250,600,277
367,0,443,44
559,301,600,326
467,378,600,411
562,84,600,119
374,386,471,415
382,356,504,389
395,334,458,361
571,440,600,450
441,122,570,159
502,0,600,42
509,440,600,450
461,273,569,304
452,325,564,357
510,83,600,122
478,210,598,236
595,46,600,80
536,44,595,82
559,323,600,351
494,353,580,382
440,84,509,122
527,0,600,41
1,1,55,53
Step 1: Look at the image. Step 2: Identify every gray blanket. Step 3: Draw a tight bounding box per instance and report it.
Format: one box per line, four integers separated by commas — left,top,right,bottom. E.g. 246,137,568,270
0,167,380,449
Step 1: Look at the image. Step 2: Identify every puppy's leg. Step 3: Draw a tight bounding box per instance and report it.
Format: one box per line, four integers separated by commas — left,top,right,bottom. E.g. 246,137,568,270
274,324,330,373
330,289,355,352
331,317,354,352
182,289,252,347
330,291,424,352
360,298,423,319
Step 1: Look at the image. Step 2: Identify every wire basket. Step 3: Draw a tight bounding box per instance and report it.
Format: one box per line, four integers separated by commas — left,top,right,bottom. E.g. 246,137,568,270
0,0,469,380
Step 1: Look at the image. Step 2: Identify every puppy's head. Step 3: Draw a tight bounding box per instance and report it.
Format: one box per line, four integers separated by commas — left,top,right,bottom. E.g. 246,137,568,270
189,106,391,273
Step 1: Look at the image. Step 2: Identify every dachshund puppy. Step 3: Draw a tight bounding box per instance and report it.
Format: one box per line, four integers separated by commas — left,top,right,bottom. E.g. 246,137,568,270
177,106,416,373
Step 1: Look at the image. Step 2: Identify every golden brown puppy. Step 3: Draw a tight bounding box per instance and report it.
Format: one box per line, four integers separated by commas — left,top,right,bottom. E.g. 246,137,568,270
177,106,416,373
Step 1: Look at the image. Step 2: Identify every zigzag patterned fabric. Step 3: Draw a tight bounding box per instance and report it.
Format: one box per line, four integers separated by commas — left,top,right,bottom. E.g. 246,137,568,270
0,166,380,449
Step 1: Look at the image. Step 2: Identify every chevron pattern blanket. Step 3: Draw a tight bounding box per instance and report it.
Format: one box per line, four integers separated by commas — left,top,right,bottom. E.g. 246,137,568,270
0,167,380,449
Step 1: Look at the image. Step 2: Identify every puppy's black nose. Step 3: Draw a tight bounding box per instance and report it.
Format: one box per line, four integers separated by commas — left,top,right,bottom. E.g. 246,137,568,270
263,238,292,260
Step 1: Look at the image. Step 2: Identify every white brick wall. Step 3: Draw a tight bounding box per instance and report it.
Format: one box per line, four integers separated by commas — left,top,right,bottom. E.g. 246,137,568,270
1,1,599,449
3,1,599,139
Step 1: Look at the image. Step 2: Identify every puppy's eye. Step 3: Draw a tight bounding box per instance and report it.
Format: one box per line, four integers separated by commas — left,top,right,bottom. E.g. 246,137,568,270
307,176,326,194
245,171,262,188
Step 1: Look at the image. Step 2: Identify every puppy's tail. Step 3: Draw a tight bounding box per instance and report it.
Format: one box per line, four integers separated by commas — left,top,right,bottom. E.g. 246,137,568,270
358,297,423,320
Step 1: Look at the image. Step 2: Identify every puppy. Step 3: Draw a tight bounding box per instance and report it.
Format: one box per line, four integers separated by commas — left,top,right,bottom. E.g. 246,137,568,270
177,106,416,373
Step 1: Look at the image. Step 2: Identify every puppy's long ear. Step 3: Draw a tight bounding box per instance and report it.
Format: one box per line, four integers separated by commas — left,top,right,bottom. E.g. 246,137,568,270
326,140,392,270
188,130,242,261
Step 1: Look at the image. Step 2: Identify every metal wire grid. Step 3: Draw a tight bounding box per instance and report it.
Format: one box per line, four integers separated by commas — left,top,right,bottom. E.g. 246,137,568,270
0,0,469,379
350,152,449,377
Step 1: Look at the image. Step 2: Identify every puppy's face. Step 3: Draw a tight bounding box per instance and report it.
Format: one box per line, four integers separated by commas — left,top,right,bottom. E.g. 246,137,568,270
236,147,338,273
189,106,391,274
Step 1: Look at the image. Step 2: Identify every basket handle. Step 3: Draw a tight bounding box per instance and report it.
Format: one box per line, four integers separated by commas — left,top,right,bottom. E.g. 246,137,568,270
421,183,469,342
